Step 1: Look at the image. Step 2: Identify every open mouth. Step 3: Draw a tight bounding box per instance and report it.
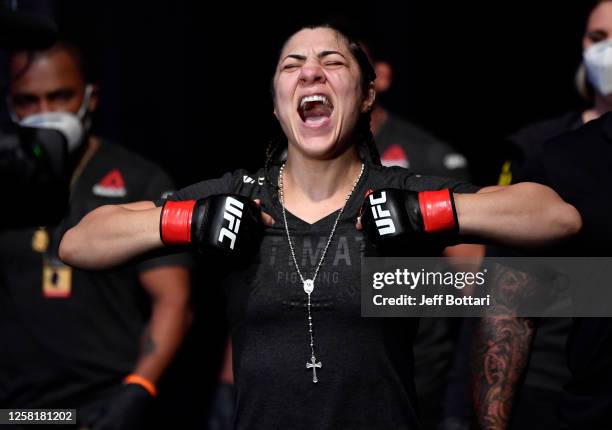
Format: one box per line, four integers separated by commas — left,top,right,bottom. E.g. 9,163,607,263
297,94,334,127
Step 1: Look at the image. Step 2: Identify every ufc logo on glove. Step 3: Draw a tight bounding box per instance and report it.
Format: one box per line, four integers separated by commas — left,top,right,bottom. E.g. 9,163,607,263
160,194,262,255
368,191,396,236
360,188,459,247
218,197,244,249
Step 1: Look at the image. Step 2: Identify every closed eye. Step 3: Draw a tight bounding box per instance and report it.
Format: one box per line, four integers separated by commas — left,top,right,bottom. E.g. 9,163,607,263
11,94,38,108
587,29,608,43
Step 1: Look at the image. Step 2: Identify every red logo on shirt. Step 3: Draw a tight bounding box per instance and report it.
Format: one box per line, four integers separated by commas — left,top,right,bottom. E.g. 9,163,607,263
93,169,127,197
381,144,410,169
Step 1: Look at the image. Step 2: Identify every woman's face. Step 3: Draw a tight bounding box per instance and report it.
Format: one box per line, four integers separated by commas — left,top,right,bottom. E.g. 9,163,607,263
584,2,612,49
273,27,374,160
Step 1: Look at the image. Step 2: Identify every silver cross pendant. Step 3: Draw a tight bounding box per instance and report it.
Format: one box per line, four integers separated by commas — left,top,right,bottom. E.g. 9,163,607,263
306,356,322,383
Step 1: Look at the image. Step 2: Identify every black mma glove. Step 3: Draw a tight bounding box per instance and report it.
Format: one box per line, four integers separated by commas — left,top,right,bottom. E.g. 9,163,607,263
359,188,459,246
160,194,263,255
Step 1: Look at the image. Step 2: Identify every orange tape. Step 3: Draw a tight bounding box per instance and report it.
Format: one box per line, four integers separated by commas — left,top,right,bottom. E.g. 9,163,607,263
124,374,157,397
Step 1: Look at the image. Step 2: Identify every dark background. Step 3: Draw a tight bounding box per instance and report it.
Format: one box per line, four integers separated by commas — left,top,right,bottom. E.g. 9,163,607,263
0,1,595,186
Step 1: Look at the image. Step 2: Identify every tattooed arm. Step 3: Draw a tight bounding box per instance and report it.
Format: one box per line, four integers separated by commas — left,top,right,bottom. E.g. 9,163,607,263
471,264,537,430
132,266,192,385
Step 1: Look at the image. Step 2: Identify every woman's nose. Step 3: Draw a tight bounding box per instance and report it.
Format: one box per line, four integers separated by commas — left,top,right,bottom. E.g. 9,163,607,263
299,62,326,85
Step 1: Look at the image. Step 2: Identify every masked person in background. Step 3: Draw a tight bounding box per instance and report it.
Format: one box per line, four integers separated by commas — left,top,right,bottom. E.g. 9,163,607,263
498,0,612,186
0,40,192,429
491,2,612,429
455,3,612,429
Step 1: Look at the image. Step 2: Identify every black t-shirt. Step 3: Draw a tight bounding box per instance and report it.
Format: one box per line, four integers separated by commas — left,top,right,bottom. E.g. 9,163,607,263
375,113,470,181
169,162,477,429
498,110,583,185
516,113,612,429
0,140,188,408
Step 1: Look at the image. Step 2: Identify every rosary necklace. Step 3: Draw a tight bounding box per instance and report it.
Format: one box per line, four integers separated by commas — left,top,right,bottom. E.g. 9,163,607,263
278,162,364,383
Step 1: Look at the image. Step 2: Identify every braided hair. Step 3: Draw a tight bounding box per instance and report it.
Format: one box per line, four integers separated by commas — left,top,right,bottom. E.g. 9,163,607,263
264,22,381,189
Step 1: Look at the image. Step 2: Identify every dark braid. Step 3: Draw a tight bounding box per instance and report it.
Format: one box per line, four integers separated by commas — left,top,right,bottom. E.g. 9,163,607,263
363,128,382,166
357,110,382,166
263,131,287,189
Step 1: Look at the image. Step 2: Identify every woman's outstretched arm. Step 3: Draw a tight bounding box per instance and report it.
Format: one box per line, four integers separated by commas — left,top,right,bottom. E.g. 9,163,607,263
357,182,581,247
59,199,276,271
455,182,582,246
59,201,163,270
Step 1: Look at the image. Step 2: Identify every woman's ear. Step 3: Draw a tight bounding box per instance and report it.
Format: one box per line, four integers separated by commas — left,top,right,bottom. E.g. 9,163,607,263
361,82,376,113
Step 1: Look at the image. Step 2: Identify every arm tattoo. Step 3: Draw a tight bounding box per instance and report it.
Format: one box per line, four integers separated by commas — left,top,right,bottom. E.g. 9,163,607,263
140,326,156,356
472,263,536,430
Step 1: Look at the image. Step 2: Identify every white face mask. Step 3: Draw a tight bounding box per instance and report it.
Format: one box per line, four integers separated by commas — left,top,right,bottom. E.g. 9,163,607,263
19,112,84,153
584,39,612,96
9,84,93,153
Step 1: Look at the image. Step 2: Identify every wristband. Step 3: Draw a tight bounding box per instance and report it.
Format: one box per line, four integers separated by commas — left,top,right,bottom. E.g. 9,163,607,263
124,374,157,397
